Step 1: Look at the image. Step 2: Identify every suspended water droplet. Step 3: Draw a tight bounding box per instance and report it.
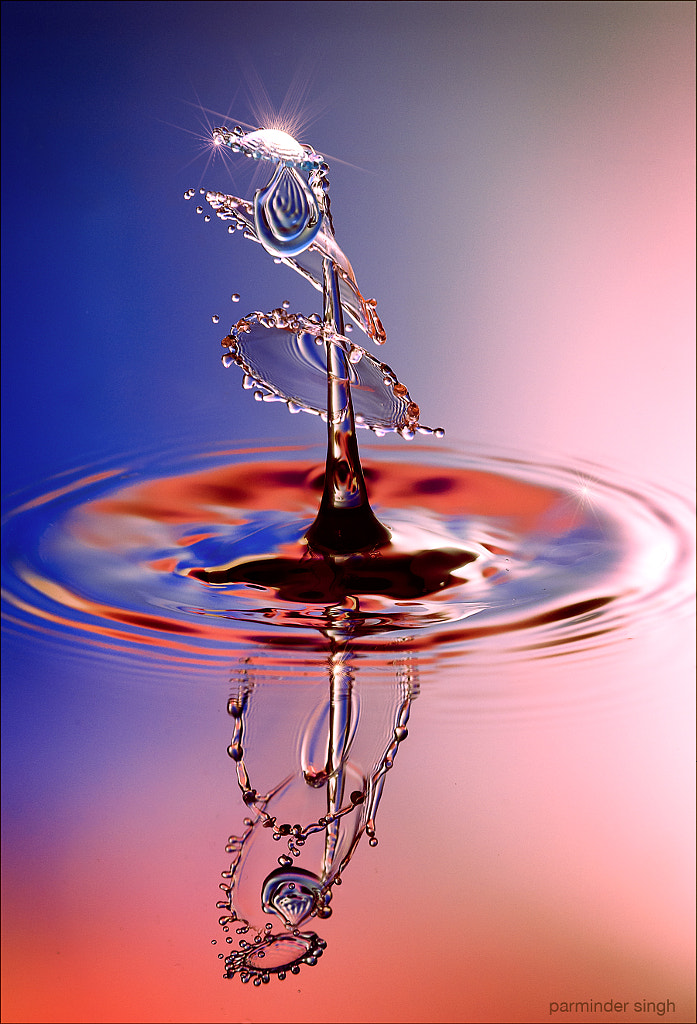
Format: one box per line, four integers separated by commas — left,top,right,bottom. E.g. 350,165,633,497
282,300,290,309
212,314,220,324
254,164,322,258
231,293,240,302
204,215,211,223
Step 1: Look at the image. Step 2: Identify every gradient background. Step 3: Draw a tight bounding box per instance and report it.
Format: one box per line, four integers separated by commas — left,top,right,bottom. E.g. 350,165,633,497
2,3,695,1023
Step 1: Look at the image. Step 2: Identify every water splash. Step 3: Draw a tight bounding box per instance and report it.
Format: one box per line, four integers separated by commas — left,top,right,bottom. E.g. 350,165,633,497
199,188,386,343
198,122,447,553
2,442,691,670
220,309,439,438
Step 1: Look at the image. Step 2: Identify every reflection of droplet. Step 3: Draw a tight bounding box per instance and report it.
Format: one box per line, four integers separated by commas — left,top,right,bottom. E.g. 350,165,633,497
254,164,322,258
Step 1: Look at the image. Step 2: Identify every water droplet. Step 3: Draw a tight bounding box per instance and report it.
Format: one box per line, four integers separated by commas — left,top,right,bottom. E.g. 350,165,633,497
204,215,211,223
212,314,220,324
196,206,203,214
211,939,217,945
228,225,234,233
231,293,240,302
254,164,322,258
282,300,290,309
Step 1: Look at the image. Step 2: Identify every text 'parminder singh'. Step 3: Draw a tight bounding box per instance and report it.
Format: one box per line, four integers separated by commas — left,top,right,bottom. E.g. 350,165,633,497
550,999,676,1016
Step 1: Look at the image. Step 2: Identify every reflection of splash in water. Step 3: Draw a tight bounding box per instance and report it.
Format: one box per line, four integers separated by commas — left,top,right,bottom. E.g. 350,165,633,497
215,644,416,982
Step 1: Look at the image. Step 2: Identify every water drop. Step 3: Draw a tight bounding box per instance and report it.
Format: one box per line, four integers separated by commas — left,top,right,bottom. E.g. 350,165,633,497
282,300,290,309
196,206,203,214
228,225,235,233
231,293,240,302
204,215,211,223
212,315,220,324
254,164,322,258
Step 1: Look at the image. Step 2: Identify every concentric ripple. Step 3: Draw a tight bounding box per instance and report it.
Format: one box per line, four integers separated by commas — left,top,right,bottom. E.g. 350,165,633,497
2,442,692,674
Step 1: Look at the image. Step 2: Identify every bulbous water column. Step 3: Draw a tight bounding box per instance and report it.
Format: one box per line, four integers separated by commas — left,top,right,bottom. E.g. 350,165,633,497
211,125,399,554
